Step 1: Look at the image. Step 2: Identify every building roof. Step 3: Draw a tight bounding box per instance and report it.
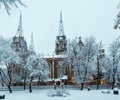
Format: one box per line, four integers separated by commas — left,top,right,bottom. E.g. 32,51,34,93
44,53,67,59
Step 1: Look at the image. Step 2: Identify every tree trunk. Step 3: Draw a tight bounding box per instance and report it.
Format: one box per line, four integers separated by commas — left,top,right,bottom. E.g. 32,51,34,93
96,55,100,90
29,77,33,93
37,77,40,86
80,83,84,90
29,83,32,92
96,80,99,90
112,75,115,90
23,77,26,90
7,84,12,93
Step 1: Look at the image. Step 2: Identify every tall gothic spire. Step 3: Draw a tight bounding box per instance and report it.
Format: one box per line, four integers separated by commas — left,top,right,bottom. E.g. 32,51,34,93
16,11,23,37
55,11,67,55
29,33,34,53
58,11,65,36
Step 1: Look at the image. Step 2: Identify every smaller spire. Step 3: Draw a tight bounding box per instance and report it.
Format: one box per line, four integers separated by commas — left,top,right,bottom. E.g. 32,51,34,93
60,11,62,23
29,33,34,53
78,37,84,46
58,11,65,36
99,40,103,50
16,11,23,37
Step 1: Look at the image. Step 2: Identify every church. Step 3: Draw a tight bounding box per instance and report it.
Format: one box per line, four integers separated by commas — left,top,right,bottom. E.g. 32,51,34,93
11,11,106,86
10,11,75,85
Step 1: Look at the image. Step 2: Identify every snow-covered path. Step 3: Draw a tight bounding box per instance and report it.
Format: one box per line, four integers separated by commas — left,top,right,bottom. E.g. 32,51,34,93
3,89,120,100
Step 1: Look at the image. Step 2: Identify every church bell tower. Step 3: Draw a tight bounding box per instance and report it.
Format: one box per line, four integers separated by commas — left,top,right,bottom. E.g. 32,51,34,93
12,11,27,51
55,12,67,55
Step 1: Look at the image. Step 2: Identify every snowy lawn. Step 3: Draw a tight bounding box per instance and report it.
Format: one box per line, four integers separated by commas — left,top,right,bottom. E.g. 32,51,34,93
2,89,120,100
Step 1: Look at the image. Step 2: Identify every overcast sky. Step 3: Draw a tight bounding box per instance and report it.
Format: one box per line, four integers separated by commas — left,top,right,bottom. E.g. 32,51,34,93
0,0,120,55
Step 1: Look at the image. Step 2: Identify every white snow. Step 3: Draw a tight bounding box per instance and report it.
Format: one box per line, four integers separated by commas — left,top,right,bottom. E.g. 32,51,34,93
2,89,120,100
61,75,68,80
0,65,6,69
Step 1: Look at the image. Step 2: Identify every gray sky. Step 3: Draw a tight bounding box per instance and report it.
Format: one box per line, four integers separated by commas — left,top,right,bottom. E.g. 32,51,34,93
0,0,120,55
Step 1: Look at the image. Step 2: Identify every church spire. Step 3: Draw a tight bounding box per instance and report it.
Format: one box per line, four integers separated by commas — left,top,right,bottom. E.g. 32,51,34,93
29,33,34,53
16,11,23,37
58,11,65,36
55,11,67,55
99,40,103,50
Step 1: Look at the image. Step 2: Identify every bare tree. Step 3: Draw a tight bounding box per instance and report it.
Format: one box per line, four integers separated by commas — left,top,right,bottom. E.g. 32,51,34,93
0,0,26,14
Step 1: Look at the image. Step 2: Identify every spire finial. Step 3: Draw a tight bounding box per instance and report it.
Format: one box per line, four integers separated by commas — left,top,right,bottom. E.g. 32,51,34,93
60,11,62,22
58,11,65,36
16,10,23,37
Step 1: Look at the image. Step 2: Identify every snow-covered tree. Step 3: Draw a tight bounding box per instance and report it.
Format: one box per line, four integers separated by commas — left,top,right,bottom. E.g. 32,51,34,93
0,0,25,14
109,37,120,89
0,36,21,93
83,36,98,62
98,57,112,83
114,12,120,29
66,36,98,90
25,53,49,92
114,2,120,29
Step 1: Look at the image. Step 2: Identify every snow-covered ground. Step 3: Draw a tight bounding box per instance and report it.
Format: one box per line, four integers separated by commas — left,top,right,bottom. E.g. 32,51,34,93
2,89,120,100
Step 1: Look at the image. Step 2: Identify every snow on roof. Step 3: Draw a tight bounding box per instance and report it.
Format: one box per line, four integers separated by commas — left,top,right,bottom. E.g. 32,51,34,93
44,78,53,82
61,75,68,80
44,53,67,59
54,78,61,81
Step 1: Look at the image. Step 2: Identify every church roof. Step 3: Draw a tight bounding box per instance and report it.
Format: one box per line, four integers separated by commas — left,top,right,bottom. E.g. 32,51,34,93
43,53,67,59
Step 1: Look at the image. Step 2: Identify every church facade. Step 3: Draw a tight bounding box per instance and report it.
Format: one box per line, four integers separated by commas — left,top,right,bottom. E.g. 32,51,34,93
45,12,75,85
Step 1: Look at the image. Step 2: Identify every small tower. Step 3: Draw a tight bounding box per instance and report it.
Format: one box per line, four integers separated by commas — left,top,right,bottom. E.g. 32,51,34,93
29,33,34,54
99,40,105,59
78,37,84,46
55,11,67,55
77,37,84,52
12,11,27,51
